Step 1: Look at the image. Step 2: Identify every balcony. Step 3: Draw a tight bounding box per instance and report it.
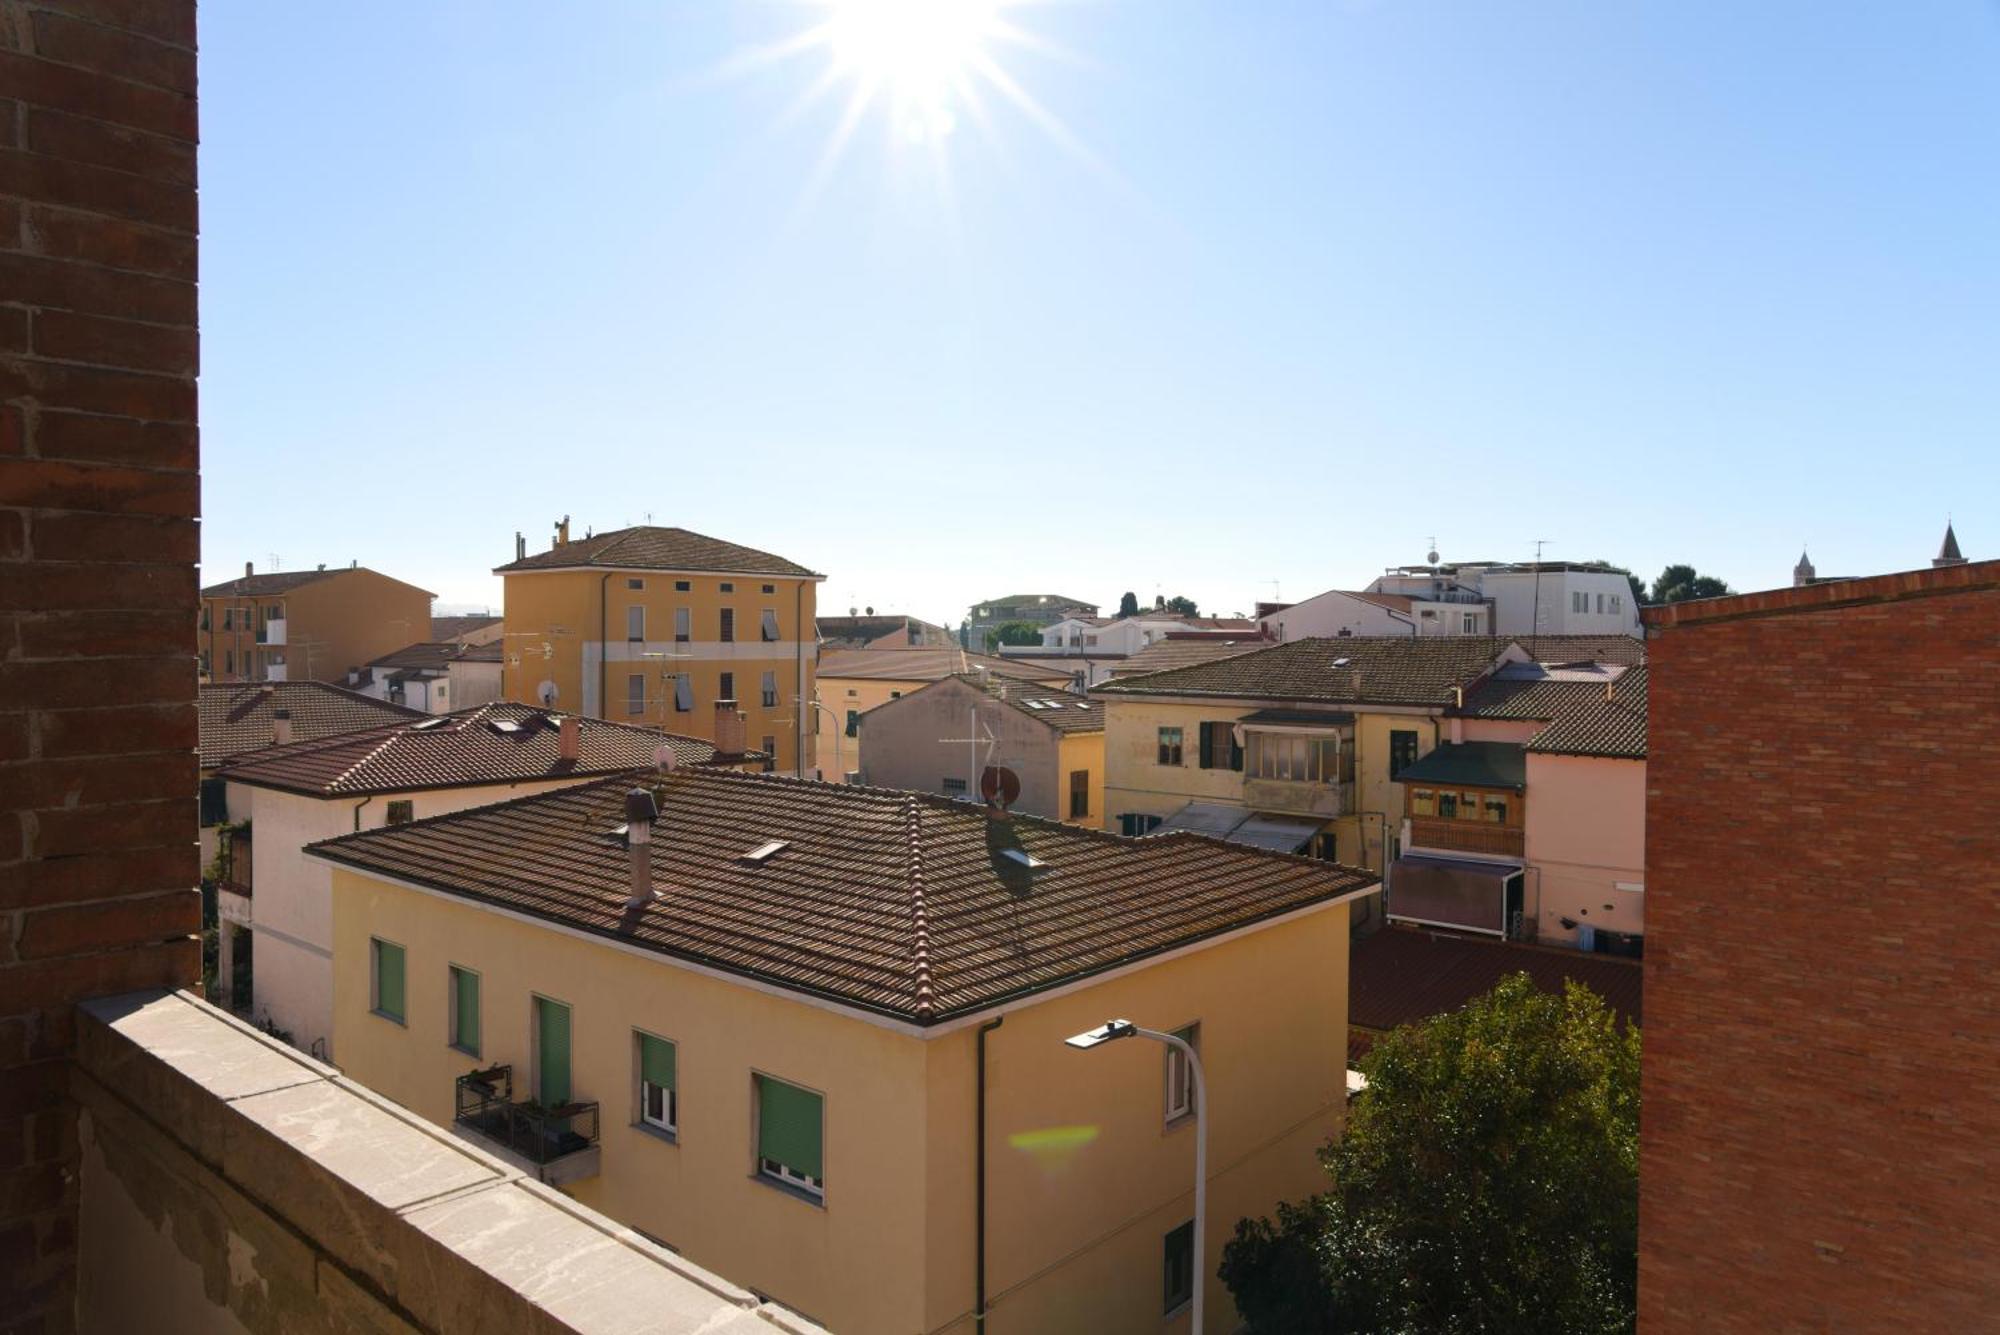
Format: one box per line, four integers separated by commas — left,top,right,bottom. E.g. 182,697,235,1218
1243,777,1354,819
455,1063,602,1186
1406,816,1524,859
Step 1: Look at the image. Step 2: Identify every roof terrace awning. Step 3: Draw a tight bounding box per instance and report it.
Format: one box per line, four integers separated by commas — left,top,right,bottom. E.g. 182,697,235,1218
1156,802,1321,854
1388,854,1519,936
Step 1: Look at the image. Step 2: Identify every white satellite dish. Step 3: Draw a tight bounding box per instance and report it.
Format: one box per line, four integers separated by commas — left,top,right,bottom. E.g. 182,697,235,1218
537,680,559,706
652,743,679,772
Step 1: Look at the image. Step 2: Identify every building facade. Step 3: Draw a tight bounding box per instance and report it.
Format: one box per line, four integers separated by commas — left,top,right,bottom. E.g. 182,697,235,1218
964,593,1099,652
199,563,435,685
1638,560,2000,1332
1366,561,1641,637
345,641,504,714
817,647,1073,781
1261,588,1493,641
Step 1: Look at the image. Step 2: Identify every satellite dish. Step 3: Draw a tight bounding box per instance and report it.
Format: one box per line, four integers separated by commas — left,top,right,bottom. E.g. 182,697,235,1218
1427,547,1440,564
537,680,559,706
980,765,1022,810
652,743,679,772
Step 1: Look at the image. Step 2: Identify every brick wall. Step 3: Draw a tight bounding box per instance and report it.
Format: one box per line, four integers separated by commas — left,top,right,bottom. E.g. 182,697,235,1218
0,1,200,1329
1640,563,2000,1332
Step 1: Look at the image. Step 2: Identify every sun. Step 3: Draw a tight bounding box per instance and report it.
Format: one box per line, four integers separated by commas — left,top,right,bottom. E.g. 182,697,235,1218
825,0,1000,95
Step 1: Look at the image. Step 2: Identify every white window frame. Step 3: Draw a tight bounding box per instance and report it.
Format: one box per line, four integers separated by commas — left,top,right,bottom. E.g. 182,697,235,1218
1164,1023,1198,1124
674,673,694,712
753,1073,826,1201
636,1030,678,1137
1462,612,1477,633
674,606,690,643
627,604,645,641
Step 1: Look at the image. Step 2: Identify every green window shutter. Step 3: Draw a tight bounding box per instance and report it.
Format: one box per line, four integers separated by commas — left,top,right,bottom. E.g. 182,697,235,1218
451,967,479,1054
536,998,571,1106
758,1076,823,1180
1198,724,1214,769
639,1033,676,1090
374,940,405,1020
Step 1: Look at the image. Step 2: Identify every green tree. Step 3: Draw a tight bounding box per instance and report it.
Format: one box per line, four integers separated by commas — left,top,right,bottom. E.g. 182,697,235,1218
1118,591,1140,618
1649,564,1732,604
991,620,1043,648
1165,595,1199,617
1221,975,1640,1334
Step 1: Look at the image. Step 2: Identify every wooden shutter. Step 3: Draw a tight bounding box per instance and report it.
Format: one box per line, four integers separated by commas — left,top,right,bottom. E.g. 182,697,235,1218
536,998,571,1106
1198,723,1214,769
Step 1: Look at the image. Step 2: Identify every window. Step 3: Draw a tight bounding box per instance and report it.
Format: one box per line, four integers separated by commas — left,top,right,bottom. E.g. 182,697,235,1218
760,609,780,642
1437,791,1459,818
628,673,647,717
1611,594,1622,614
719,608,735,642
627,605,645,641
449,966,480,1056
199,607,210,630
760,736,776,774
719,582,734,593
386,799,414,825
371,938,405,1024
1410,787,1436,817
673,673,693,713
1462,612,1478,633
755,1075,824,1199
1313,831,1339,862
942,777,967,796
1483,795,1509,824
637,1031,677,1136
199,651,210,675
1457,791,1481,821
1246,733,1345,783
1069,769,1090,819
1596,593,1605,614
761,583,775,594
627,578,644,590
845,710,859,738
761,671,778,708
534,995,571,1105
1164,1220,1195,1316
223,608,233,630
674,606,690,643
1197,721,1241,771
890,690,901,699
719,671,735,703
1157,726,1184,766
1571,591,1587,614
198,776,227,826
1164,1024,1198,1123
1119,813,1163,836
1389,729,1419,778
225,649,234,675
674,580,691,592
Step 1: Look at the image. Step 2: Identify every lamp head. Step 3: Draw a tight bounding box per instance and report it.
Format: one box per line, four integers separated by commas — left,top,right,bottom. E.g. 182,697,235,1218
1064,1019,1136,1050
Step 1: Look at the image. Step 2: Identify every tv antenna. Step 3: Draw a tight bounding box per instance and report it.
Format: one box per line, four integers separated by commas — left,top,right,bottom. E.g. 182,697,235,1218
939,708,1000,801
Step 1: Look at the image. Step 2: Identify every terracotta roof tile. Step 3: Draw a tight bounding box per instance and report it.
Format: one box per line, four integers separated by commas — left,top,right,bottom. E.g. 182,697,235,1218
493,526,819,578
431,614,502,640
1350,926,1642,1036
364,641,502,671
308,770,1379,1024
1107,638,1268,678
819,647,1070,684
1525,665,1647,759
198,682,425,770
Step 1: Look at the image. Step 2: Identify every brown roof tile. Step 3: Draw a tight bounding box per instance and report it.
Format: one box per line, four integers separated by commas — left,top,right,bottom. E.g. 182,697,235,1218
198,682,426,770
364,641,502,672
818,647,1070,684
949,674,1104,734
1350,926,1642,1036
219,701,739,796
493,526,819,578
1525,665,1647,759
431,614,502,640
1097,636,1508,706
1106,637,1269,678
308,770,1379,1024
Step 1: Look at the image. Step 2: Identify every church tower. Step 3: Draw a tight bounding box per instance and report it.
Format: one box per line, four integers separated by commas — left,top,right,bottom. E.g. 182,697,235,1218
1793,548,1816,587
1934,522,1967,569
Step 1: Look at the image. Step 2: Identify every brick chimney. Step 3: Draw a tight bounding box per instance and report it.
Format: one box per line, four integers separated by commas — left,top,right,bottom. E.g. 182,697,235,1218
624,787,659,906
272,708,293,746
713,699,746,758
558,714,580,761
244,560,253,577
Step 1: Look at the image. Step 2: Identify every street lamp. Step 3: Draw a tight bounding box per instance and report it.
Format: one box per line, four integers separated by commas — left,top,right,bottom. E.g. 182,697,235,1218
1065,1019,1208,1334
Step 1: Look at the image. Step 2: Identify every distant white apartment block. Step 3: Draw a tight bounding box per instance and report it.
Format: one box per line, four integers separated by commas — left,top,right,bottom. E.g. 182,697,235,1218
1267,562,1639,641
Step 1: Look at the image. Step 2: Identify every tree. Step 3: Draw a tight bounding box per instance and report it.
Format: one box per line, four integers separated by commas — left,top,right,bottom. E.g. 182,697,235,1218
990,620,1043,649
1221,975,1641,1334
1165,595,1199,617
1118,591,1140,618
1626,572,1648,607
1649,564,1732,605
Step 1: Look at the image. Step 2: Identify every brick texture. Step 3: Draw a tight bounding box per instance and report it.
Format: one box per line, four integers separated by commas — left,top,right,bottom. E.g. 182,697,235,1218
0,1,198,1329
1638,563,2000,1333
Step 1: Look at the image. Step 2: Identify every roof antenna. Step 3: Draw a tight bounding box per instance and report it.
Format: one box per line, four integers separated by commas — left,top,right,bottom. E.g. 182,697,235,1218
1426,537,1439,565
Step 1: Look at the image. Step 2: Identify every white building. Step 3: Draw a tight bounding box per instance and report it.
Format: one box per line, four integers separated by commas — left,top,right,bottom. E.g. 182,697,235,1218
344,641,504,714
1364,561,1641,637
1001,613,1263,686
1261,588,1492,641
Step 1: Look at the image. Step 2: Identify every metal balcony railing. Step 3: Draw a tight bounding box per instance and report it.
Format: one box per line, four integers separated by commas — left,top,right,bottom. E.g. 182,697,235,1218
454,1064,600,1170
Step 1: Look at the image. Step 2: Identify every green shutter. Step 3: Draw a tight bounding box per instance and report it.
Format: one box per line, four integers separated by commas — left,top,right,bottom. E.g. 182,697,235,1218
639,1033,675,1090
536,997,571,1106
758,1076,823,1180
374,941,405,1020
451,967,479,1054
1198,724,1214,769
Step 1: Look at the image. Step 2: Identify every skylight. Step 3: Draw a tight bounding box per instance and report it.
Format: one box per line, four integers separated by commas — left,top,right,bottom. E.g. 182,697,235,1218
487,719,522,735
1001,849,1046,870
411,717,448,730
741,839,789,864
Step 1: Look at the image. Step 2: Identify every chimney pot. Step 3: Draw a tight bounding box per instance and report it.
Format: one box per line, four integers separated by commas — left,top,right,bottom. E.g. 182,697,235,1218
713,698,747,758
245,561,254,577
272,708,293,747
558,714,581,761
623,787,659,906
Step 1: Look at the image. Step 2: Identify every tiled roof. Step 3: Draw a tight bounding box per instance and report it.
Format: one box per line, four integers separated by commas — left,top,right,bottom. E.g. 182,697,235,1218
198,683,425,770
431,614,501,640
1106,638,1268,678
493,527,819,578
961,675,1105,734
218,701,738,797
364,641,502,672
1350,926,1641,1036
308,770,1379,1024
1097,636,1509,706
1526,665,1648,759
1395,741,1526,790
200,568,334,598
818,647,1069,684
815,615,953,650
972,594,1098,613
1512,635,1646,666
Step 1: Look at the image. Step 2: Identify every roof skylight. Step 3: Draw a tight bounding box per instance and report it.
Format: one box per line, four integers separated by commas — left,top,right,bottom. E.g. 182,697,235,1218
741,839,790,864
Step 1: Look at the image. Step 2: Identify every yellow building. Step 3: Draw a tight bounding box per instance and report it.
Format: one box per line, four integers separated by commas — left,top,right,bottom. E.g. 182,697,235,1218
199,562,434,684
816,646,1073,780
313,769,1377,1334
496,523,822,775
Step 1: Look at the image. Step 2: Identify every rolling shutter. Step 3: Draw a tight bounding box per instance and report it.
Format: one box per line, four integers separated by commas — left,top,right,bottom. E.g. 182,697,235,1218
757,1076,823,1180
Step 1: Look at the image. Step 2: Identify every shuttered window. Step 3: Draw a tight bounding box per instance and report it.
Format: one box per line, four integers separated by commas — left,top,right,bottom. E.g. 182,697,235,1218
449,966,480,1055
638,1032,677,1134
756,1075,824,1197
674,607,690,642
719,608,735,642
761,671,778,708
674,673,694,712
760,609,780,642
372,939,405,1023
535,996,571,1106
627,673,646,716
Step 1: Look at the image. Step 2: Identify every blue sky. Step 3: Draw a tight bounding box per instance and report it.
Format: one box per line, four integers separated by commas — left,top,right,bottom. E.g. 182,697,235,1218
198,1,2000,621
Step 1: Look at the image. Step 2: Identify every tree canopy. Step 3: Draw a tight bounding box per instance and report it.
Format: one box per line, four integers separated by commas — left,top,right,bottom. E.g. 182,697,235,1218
1164,595,1199,617
1221,974,1641,1334
1648,564,1732,604
988,620,1043,649
1118,591,1140,617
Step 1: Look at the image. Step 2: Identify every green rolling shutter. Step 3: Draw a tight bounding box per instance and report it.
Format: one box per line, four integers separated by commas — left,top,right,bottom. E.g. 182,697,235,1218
757,1077,823,1180
451,967,479,1054
536,997,571,1106
374,940,404,1020
639,1033,675,1090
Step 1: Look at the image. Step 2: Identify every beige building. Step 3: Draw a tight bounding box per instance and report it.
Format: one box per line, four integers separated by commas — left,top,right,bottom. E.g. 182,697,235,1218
200,562,435,684
496,523,822,776
817,646,1071,781
856,673,1106,824
312,769,1377,1334
816,613,955,650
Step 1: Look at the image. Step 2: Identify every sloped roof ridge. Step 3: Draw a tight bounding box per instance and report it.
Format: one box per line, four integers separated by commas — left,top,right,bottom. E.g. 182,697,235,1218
903,796,936,1019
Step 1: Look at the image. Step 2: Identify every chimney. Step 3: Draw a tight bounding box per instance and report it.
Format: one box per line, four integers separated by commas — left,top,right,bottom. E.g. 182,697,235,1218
245,560,254,578
272,708,293,746
1605,678,1615,703
556,515,571,547
713,698,746,758
558,714,580,761
623,787,659,907
515,531,526,561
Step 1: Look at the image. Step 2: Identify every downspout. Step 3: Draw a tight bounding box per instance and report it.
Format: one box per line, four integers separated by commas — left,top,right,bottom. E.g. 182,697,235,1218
597,571,613,720
975,1014,1005,1325
351,795,373,832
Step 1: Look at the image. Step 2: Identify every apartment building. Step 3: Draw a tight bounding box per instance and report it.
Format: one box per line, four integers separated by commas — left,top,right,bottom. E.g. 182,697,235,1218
1001,614,1264,687
1366,560,1641,636
216,701,760,1059
1260,587,1493,641
964,592,1099,651
199,562,434,684
1639,560,2000,1332
817,646,1071,780
312,769,1377,1333
496,523,822,775
345,640,504,714
857,674,1106,824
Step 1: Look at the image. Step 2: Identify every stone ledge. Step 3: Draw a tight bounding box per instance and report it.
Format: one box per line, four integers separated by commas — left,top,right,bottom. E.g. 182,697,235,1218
73,989,824,1334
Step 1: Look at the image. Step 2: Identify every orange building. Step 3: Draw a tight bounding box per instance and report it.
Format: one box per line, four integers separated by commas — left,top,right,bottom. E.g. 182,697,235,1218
199,563,433,684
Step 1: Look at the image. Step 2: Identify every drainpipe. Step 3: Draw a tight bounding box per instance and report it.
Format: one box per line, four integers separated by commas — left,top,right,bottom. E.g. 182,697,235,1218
351,795,373,832
597,572,613,720
795,580,806,777
975,1014,1005,1325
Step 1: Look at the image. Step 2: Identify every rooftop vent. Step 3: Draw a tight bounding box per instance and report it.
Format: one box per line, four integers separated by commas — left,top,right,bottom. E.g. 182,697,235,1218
740,839,789,864
1332,657,1351,667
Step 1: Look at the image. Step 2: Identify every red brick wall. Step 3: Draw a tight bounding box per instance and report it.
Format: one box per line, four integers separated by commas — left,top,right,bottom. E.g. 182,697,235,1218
0,2,199,1328
1640,567,2000,1332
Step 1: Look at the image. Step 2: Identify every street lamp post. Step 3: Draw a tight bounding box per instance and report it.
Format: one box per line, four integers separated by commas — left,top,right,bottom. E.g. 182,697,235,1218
1065,1019,1208,1334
